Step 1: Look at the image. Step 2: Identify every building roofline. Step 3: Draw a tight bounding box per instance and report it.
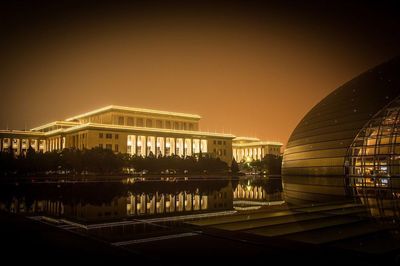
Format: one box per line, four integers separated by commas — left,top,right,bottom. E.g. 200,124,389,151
64,123,235,138
0,130,45,136
233,141,283,147
31,121,80,131
233,137,260,142
65,105,201,121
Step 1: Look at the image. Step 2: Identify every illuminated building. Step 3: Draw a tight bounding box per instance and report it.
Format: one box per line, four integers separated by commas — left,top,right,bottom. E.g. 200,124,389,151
232,137,282,162
282,57,400,205
0,105,234,163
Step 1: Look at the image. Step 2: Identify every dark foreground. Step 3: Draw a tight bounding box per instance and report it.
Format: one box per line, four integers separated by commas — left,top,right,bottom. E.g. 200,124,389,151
1,178,399,265
2,206,399,266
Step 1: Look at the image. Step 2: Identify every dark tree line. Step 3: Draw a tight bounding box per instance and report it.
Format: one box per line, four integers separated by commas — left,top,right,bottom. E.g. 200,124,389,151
0,147,231,176
240,154,282,175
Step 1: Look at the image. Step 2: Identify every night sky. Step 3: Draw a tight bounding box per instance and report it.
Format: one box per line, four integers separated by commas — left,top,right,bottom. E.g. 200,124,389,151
1,0,400,145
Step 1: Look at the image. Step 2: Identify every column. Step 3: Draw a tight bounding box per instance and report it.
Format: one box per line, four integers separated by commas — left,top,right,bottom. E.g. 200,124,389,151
174,137,177,155
199,193,202,210
9,137,13,153
191,192,194,211
39,139,42,152
19,138,22,155
183,138,186,157
135,135,138,156
163,194,166,214
144,136,148,157
163,137,167,157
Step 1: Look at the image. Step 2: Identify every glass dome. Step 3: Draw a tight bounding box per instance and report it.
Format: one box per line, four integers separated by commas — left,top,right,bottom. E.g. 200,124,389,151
346,96,400,220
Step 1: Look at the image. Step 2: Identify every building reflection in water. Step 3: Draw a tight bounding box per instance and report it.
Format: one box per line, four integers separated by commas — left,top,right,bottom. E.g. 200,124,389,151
232,176,283,203
0,179,234,222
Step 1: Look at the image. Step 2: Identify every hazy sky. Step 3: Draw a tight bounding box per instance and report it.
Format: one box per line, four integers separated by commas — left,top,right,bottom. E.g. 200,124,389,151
1,1,400,145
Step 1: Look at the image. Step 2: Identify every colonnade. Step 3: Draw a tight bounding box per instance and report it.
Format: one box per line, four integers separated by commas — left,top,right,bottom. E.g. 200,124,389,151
126,192,208,215
0,136,65,155
233,147,264,161
233,184,282,202
127,135,207,157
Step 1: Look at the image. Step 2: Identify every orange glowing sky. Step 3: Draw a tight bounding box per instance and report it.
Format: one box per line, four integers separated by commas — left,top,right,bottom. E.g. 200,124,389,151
1,1,400,145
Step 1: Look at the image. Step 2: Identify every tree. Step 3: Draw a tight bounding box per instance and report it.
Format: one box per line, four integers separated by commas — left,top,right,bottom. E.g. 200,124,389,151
231,158,239,174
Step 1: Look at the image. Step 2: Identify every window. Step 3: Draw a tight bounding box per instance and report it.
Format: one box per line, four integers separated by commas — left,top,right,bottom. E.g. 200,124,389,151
127,117,134,126
99,144,103,149
174,122,180,130
223,141,226,145
189,123,194,130
99,133,103,138
156,120,163,128
115,144,119,152
118,116,124,125
213,140,216,145
115,134,119,140
106,144,112,150
106,133,112,139
217,140,222,145
146,119,153,127
136,118,144,127
166,121,171,129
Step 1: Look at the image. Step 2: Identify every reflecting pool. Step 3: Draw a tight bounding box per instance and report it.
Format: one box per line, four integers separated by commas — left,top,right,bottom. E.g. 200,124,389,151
0,176,283,223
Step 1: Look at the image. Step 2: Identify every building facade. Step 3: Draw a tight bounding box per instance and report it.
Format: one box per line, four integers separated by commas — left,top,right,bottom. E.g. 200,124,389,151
232,137,282,162
0,105,234,164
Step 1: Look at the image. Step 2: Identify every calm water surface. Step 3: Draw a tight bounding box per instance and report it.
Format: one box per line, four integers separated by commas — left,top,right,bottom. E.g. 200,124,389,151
0,176,283,222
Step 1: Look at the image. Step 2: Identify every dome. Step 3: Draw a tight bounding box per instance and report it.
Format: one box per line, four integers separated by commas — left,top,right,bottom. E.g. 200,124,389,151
282,57,400,204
